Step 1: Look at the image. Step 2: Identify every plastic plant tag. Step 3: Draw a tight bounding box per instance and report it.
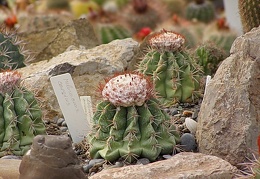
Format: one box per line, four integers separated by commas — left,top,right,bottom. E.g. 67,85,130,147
80,96,93,128
50,73,90,143
204,75,212,95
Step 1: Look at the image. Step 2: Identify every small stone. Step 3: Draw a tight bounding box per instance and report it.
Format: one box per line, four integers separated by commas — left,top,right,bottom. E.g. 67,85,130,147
136,158,150,165
83,164,93,173
61,120,67,127
182,110,193,117
169,108,179,116
60,126,68,132
162,155,172,159
180,133,197,152
114,161,124,167
57,118,65,126
192,109,199,119
89,159,105,166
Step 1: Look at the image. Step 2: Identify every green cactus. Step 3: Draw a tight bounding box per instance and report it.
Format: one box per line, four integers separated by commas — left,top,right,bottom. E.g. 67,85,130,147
194,43,227,76
0,70,46,157
137,30,203,106
0,29,26,70
238,0,260,33
185,0,215,23
88,73,180,163
97,23,131,44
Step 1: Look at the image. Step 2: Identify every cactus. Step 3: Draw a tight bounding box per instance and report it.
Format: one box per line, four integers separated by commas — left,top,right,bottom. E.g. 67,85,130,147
97,23,131,44
88,73,180,163
238,0,260,33
0,70,46,157
0,28,26,70
194,43,227,76
185,0,215,23
137,29,203,106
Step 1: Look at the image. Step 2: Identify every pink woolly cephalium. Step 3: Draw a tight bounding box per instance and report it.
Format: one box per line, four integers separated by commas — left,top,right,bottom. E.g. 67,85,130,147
0,70,21,95
100,72,154,107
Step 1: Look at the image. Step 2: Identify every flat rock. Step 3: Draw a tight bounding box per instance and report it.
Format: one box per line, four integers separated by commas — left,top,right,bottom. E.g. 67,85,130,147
17,38,138,120
90,152,238,179
196,26,260,166
0,159,21,179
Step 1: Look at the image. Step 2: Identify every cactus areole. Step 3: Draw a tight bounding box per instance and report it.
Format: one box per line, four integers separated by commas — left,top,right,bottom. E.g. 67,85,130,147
101,73,153,107
88,72,180,162
0,70,21,95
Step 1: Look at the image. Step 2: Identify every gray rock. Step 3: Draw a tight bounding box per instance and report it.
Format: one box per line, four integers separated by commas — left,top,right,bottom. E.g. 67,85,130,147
180,133,197,152
19,135,87,179
89,152,239,179
136,158,150,165
57,118,65,126
196,26,260,166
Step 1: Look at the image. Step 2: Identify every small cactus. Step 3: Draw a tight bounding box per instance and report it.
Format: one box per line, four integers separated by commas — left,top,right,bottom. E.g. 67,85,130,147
88,72,180,163
194,43,227,76
238,0,260,33
185,0,215,23
0,28,27,70
137,29,203,106
0,70,46,157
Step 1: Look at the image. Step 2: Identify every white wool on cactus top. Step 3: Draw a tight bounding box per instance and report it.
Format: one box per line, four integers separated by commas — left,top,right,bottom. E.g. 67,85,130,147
0,70,21,95
102,73,151,107
148,29,185,52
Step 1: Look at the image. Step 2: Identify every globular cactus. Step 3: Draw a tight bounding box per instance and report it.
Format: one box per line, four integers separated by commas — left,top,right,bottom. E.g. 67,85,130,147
137,29,203,106
194,43,227,76
0,70,46,157
88,73,180,163
238,0,260,33
185,0,215,23
97,23,131,44
0,28,26,70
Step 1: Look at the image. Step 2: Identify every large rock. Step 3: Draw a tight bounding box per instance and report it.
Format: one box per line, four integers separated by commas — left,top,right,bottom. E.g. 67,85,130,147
19,135,87,179
17,38,138,120
0,159,21,179
90,152,238,179
18,18,100,63
196,27,260,166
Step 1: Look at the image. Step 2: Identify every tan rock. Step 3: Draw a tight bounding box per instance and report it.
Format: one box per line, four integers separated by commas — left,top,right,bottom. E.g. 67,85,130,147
0,159,21,179
19,18,100,63
17,38,138,120
196,26,260,166
90,152,238,179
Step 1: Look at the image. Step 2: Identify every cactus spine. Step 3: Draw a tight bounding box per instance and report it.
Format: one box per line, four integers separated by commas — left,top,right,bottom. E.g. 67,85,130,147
138,30,203,106
185,0,215,23
0,70,46,156
0,29,26,70
88,73,180,163
238,0,260,33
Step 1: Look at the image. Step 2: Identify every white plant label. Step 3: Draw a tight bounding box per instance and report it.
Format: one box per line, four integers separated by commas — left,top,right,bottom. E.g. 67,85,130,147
204,75,212,95
50,73,90,143
80,96,93,128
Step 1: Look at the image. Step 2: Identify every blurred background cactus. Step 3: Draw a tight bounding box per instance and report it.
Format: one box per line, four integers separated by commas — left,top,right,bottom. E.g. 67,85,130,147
0,28,27,70
238,0,260,33
137,30,203,106
88,73,180,163
185,0,216,23
0,70,46,157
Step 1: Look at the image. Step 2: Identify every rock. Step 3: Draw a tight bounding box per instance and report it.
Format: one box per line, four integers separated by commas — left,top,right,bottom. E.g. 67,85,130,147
196,27,260,166
18,18,100,63
17,38,138,120
180,133,197,152
19,135,87,179
0,159,21,179
89,152,238,179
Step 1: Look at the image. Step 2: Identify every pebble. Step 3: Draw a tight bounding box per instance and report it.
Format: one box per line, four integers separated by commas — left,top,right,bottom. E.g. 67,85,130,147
162,155,172,159
83,159,105,173
60,126,68,132
180,133,197,152
136,158,150,165
61,121,67,127
57,118,65,126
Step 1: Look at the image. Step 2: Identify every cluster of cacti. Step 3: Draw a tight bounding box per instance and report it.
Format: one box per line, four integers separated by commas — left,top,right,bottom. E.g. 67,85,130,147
137,29,203,106
0,28,26,70
97,23,131,44
194,43,227,76
88,73,180,163
185,0,215,23
0,70,46,157
238,0,260,33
